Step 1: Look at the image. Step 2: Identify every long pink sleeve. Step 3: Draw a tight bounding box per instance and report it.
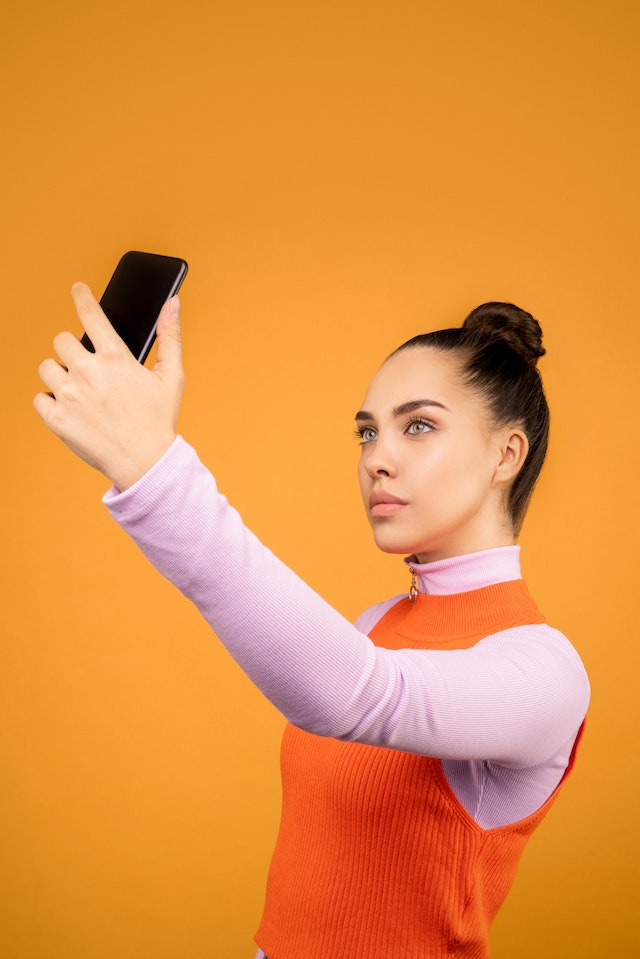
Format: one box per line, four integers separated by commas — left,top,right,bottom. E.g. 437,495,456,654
104,438,589,776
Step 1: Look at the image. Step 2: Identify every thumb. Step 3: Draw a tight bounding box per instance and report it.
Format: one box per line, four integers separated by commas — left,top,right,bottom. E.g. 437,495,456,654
154,295,183,378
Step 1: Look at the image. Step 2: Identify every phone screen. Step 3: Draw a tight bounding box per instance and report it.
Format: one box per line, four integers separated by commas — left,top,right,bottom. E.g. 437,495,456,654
81,251,188,363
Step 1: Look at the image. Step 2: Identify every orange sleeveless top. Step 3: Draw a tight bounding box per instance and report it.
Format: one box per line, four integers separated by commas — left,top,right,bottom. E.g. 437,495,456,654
256,580,583,958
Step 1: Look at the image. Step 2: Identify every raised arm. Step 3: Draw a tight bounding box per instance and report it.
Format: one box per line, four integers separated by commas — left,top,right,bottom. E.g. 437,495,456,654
35,291,589,767
104,437,589,767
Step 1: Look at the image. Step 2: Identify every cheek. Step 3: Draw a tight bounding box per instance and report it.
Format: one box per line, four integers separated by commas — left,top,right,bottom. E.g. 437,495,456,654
417,437,494,491
357,457,369,496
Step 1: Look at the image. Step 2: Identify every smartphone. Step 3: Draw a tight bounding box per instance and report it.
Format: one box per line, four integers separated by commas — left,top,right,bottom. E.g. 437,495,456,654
81,251,188,363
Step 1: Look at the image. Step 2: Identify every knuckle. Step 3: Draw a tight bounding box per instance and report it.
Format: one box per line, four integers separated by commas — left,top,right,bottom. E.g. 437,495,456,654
57,378,77,403
71,353,92,383
41,397,67,435
47,403,65,430
101,334,121,360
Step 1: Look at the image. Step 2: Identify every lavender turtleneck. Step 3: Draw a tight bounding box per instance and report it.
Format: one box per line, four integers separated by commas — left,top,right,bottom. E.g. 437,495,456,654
104,437,589,830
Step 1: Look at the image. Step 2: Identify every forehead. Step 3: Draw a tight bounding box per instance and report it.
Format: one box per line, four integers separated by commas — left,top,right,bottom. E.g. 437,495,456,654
360,347,470,413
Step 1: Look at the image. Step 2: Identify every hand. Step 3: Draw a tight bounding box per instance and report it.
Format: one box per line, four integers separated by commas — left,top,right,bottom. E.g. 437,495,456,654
34,283,185,490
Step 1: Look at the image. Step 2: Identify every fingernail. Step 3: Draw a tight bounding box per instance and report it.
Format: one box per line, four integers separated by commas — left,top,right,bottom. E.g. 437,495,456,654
168,295,180,317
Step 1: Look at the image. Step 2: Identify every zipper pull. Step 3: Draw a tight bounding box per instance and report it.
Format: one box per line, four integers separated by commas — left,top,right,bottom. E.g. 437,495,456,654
409,566,418,604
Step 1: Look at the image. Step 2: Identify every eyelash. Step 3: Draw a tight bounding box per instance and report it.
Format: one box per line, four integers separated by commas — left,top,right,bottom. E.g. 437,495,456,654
353,416,436,444
353,426,375,443
406,415,436,434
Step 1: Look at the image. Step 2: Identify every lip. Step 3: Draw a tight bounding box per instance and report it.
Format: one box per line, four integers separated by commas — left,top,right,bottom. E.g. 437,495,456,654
369,490,408,518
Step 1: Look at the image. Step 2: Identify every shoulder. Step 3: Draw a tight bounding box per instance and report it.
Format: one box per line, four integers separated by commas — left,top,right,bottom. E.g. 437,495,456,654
479,622,586,665
477,622,591,711
354,594,405,634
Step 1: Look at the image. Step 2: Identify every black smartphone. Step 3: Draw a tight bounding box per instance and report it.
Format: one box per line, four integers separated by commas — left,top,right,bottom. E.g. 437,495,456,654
81,251,188,363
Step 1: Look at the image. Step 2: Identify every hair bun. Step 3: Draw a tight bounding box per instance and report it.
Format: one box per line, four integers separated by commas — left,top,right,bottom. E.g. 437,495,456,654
462,302,545,366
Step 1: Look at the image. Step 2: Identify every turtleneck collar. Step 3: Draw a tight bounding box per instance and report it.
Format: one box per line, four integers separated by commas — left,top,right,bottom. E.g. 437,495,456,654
404,545,521,596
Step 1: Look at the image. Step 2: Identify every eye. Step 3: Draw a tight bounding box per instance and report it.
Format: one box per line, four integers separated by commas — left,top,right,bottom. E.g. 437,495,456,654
406,418,433,435
354,426,378,444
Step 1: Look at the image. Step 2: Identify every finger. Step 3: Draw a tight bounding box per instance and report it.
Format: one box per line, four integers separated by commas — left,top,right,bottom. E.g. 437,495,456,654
154,295,183,378
33,390,57,424
38,356,69,395
71,282,122,354
52,330,86,369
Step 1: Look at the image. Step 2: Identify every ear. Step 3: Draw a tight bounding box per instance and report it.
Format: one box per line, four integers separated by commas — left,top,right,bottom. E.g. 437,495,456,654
492,428,529,487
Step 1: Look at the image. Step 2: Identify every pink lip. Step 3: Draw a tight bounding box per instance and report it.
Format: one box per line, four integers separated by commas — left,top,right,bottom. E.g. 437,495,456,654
369,491,408,518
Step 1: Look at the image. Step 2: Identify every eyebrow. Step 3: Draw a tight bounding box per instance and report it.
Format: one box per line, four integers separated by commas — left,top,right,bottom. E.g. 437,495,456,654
355,399,451,422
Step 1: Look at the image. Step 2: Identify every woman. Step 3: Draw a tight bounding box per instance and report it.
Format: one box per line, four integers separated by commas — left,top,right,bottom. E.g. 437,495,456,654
35,285,590,959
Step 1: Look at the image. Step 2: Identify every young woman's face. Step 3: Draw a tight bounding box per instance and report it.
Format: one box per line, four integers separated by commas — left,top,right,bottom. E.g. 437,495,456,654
356,347,516,563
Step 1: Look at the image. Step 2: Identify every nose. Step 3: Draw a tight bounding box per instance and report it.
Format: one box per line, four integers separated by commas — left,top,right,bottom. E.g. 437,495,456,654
362,434,399,479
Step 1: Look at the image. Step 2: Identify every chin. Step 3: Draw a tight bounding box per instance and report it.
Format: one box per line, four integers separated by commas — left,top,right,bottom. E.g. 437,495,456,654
371,531,419,556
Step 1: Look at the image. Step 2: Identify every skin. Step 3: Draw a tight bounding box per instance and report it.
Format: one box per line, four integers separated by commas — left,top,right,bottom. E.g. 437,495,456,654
34,283,184,491
356,348,528,563
35,287,527,564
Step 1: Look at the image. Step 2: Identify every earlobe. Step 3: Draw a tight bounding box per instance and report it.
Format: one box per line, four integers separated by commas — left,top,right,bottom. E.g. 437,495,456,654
493,429,529,485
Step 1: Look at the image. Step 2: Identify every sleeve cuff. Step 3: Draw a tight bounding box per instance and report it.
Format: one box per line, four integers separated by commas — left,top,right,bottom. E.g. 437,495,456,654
102,435,192,510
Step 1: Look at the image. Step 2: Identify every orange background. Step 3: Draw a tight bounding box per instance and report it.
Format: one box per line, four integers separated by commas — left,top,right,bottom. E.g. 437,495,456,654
2,2,639,957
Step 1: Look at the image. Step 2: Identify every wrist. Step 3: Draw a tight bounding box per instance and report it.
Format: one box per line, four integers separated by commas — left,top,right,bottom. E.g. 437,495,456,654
108,433,177,491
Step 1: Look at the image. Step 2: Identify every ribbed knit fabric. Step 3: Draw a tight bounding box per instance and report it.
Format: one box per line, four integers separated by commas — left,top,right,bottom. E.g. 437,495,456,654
102,439,587,953
255,580,583,959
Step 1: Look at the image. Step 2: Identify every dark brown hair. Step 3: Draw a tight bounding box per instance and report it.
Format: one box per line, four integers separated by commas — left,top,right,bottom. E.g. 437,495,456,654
393,302,549,535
